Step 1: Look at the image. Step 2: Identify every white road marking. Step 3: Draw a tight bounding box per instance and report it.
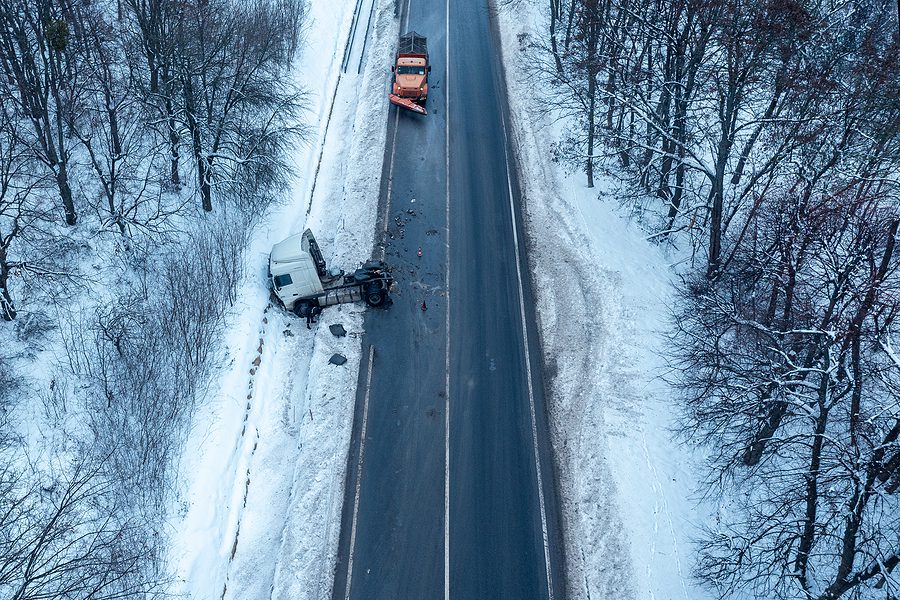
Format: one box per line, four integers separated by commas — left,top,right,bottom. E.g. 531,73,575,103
379,0,411,258
380,110,401,258
344,344,376,600
498,101,555,600
444,0,451,597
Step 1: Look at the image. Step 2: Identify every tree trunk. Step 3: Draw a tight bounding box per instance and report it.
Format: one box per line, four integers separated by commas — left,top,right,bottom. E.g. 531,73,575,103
160,62,181,187
640,46,654,189
743,254,797,465
563,0,576,51
0,243,15,321
201,155,213,212
584,0,598,188
742,394,786,466
706,177,724,278
586,45,596,186
183,71,210,211
587,82,595,188
664,11,691,231
847,217,898,445
49,47,77,226
549,0,564,73
794,373,830,588
167,97,180,187
706,103,735,278
57,161,77,225
655,39,674,205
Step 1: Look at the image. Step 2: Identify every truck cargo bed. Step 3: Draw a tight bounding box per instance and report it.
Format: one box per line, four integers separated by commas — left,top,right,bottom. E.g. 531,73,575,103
398,31,427,56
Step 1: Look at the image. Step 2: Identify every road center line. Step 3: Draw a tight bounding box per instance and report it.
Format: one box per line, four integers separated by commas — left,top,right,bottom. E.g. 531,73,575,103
344,344,376,600
498,95,555,600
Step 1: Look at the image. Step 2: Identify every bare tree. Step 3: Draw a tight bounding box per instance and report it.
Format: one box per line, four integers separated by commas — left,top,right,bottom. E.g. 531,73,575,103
672,182,900,599
172,0,307,212
0,0,83,226
123,0,184,187
70,0,183,241
0,97,47,321
0,450,163,600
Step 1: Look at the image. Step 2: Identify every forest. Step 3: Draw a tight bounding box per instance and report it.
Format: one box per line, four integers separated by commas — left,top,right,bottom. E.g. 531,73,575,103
0,0,306,597
2,0,899,597
532,0,900,597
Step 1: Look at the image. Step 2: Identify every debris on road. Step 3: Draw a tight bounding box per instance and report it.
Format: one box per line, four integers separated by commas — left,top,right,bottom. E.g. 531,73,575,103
329,323,347,337
329,353,348,366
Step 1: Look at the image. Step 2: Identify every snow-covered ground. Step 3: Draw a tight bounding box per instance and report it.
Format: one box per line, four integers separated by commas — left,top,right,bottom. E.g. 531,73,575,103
170,0,717,598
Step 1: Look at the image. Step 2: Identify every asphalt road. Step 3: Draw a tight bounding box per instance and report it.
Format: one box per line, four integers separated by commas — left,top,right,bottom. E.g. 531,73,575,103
331,0,566,596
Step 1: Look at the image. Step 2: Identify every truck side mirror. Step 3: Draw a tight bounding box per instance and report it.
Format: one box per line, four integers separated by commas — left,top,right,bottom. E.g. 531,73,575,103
391,66,395,72
427,65,432,73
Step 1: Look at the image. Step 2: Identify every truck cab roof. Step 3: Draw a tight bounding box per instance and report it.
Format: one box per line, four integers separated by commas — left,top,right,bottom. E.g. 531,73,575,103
270,233,307,269
269,230,326,304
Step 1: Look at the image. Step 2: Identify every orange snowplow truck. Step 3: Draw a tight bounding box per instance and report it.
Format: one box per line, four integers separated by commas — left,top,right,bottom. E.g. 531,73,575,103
389,32,430,115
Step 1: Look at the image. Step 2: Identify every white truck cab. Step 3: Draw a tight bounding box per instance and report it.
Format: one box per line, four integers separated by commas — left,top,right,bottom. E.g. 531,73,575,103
269,231,327,308
268,230,394,320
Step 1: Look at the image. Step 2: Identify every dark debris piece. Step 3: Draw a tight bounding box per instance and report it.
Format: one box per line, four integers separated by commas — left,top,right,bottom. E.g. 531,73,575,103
329,323,347,337
329,353,348,366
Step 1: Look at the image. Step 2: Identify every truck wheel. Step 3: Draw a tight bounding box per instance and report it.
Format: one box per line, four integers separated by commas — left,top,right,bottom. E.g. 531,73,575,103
365,290,385,307
294,301,312,317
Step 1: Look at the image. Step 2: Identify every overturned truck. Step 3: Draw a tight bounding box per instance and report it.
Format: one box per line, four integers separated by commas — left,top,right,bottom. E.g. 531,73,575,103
269,230,394,323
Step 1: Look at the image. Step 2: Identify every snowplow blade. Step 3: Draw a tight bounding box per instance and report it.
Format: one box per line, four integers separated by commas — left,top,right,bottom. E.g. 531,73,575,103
389,94,427,115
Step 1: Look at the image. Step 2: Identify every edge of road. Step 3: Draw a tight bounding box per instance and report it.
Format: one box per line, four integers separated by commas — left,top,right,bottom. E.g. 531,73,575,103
329,0,411,597
266,0,401,596
484,1,569,597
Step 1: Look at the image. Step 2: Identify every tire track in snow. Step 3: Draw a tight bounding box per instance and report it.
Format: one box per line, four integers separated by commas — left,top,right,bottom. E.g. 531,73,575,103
219,308,317,600
639,428,689,600
220,312,271,599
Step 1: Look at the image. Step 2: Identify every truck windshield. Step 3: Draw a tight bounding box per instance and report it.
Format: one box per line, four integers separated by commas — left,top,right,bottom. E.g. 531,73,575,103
397,65,425,75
